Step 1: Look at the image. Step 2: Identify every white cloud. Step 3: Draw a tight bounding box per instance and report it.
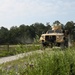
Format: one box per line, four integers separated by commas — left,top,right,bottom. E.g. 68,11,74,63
0,0,75,28
0,0,61,17
0,0,74,17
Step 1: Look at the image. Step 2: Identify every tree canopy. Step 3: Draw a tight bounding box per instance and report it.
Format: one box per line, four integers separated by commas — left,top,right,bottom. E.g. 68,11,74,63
0,21,75,44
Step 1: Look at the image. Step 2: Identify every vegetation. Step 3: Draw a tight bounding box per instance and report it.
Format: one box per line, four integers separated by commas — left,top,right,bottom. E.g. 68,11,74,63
0,23,51,45
0,21,75,45
0,20,75,74
0,47,75,75
0,44,40,57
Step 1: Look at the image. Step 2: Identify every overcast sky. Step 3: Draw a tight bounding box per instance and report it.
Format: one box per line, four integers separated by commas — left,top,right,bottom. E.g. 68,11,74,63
0,0,75,29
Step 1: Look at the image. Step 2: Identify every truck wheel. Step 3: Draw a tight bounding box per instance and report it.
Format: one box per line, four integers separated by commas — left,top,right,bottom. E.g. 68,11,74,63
50,43,53,48
60,43,65,49
40,42,46,50
65,41,68,48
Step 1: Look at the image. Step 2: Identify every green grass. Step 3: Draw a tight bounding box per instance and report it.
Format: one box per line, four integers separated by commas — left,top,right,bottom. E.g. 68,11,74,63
0,44,40,57
0,47,75,75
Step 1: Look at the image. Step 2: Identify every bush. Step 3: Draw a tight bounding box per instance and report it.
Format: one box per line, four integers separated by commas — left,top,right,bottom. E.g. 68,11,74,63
1,47,75,75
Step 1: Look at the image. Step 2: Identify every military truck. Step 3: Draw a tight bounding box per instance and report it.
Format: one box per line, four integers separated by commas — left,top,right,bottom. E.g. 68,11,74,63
40,24,68,48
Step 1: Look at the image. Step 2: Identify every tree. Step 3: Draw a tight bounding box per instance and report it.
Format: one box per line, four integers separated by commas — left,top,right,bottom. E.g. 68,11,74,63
19,24,35,44
53,20,61,25
46,22,52,31
65,21,75,46
9,26,20,44
0,27,9,44
32,23,44,37
65,21,75,34
29,25,36,38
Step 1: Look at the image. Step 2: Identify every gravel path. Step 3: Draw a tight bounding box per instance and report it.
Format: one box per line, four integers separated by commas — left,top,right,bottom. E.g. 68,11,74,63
0,50,43,64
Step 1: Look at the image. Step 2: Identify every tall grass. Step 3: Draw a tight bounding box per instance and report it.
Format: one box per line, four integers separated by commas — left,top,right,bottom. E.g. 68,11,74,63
0,47,75,75
0,44,40,57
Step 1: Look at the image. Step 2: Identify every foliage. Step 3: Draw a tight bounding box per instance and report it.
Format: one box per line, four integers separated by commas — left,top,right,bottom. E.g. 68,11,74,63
0,47,75,75
65,21,75,41
0,21,75,45
0,44,40,57
65,21,75,33
34,35,39,44
0,27,9,44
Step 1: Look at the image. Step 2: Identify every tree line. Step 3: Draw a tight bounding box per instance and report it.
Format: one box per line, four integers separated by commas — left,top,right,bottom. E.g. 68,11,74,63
0,21,75,45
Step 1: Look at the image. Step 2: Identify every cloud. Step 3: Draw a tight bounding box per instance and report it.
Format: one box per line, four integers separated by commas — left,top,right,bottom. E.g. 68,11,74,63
0,0,75,28
0,0,60,17
0,0,75,17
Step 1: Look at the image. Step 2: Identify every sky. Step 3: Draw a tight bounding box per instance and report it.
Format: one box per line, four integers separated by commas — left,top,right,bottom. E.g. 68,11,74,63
0,0,75,29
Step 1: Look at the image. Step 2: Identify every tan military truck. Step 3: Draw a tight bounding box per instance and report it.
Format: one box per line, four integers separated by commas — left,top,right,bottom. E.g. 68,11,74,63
40,25,68,48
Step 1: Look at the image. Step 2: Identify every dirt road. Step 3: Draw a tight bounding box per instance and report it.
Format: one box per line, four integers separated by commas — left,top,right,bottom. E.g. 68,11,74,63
0,50,43,64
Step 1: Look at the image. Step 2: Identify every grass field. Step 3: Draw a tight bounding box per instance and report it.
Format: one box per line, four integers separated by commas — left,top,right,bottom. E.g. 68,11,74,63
0,44,40,57
0,47,75,75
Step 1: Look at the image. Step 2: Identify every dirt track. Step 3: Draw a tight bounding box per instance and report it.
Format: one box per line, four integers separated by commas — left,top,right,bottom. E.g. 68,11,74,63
0,50,43,64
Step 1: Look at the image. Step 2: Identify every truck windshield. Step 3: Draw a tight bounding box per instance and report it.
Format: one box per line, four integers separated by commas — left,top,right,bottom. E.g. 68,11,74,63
55,30,62,33
47,30,63,33
47,30,54,33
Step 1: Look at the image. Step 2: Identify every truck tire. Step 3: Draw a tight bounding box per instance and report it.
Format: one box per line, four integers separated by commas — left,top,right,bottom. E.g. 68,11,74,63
60,42,65,49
